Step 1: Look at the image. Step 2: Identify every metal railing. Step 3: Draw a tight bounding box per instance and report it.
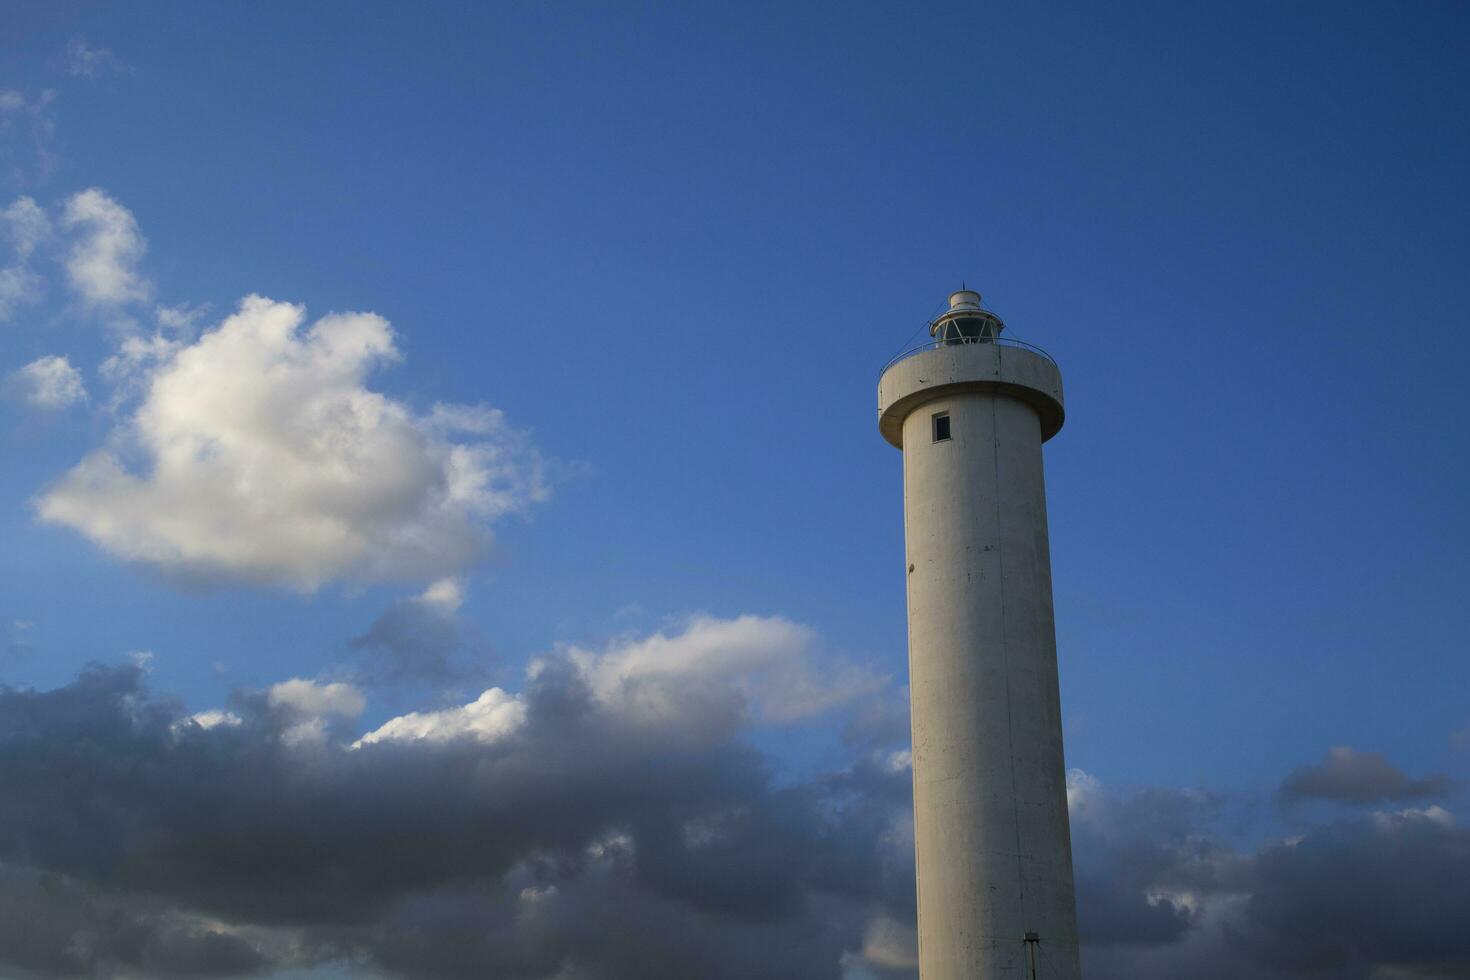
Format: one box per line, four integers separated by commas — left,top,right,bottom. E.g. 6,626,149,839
881,335,1057,376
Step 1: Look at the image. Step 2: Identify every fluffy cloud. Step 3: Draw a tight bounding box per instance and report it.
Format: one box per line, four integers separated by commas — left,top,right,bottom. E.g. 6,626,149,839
855,915,919,971
0,265,41,321
1279,746,1453,804
98,329,181,406
266,678,366,719
185,708,243,731
557,614,887,736
0,195,48,321
38,295,548,590
155,300,210,334
9,354,86,408
2,195,48,259
355,686,526,746
62,187,151,307
266,677,368,747
357,613,883,745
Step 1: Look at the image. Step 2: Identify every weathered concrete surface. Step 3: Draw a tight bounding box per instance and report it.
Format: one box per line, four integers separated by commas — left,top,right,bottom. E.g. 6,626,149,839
879,342,1063,449
879,341,1079,980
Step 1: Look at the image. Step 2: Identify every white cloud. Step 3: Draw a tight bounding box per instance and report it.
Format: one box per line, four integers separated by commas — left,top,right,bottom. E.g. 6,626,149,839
357,613,886,747
1371,805,1455,831
62,188,150,307
11,355,86,408
883,749,912,773
188,709,242,730
355,687,526,747
418,576,465,612
1066,767,1103,810
856,915,918,970
97,330,180,408
0,196,49,322
0,266,43,322
39,295,547,590
552,614,885,733
65,39,130,79
267,678,366,719
2,196,49,259
168,707,244,737
268,678,366,748
155,301,209,334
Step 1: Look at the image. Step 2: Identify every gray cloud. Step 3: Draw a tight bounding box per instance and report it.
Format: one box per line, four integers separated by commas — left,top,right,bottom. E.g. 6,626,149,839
1,652,1465,980
0,655,911,978
1279,746,1453,804
0,864,265,979
1072,770,1470,980
1236,807,1470,978
347,579,493,691
1067,774,1216,948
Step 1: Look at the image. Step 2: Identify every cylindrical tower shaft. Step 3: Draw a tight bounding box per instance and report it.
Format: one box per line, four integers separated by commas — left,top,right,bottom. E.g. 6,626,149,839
879,292,1079,979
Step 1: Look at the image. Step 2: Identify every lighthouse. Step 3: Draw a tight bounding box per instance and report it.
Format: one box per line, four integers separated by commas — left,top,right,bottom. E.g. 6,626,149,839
878,289,1080,979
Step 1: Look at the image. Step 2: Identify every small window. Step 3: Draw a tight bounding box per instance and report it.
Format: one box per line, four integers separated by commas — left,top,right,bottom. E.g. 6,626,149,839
932,412,951,442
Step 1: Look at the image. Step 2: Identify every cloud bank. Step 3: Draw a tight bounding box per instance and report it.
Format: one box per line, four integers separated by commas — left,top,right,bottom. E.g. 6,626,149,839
1070,772,1470,980
0,611,1464,980
0,616,916,979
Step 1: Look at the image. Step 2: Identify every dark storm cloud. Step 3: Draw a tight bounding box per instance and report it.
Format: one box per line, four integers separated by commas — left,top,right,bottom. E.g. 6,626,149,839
1073,777,1470,980
4,661,1468,980
368,870,870,980
1279,746,1453,804
346,589,492,689
1069,780,1219,946
0,864,264,978
1237,809,1470,977
0,661,910,978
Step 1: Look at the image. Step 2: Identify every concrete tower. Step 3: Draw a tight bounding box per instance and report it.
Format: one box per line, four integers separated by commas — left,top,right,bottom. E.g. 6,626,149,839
878,289,1079,980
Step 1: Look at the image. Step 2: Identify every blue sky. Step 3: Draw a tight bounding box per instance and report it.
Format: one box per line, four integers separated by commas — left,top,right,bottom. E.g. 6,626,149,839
1,3,1467,978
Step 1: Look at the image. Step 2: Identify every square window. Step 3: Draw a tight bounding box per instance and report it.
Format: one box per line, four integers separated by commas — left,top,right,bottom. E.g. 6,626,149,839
932,412,951,442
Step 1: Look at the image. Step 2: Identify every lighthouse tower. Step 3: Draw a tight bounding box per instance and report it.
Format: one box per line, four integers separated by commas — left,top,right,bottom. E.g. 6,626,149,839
878,289,1080,979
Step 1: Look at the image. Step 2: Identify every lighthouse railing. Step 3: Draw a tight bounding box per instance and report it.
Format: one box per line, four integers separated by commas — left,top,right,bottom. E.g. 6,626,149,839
880,335,1057,377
